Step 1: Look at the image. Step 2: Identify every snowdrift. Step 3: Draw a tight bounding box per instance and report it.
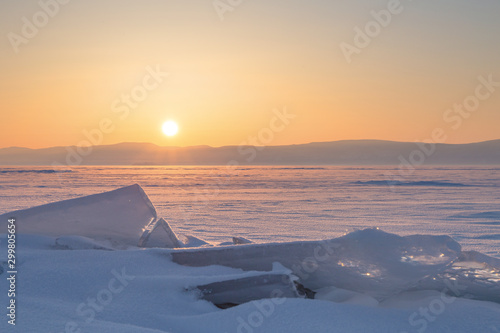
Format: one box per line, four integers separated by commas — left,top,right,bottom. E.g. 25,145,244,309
1,234,499,333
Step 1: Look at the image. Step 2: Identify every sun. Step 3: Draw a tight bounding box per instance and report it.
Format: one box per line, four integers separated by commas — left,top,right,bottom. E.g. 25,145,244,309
162,121,179,137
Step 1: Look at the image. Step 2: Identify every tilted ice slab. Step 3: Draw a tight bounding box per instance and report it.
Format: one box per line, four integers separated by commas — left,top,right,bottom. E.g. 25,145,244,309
171,229,462,300
0,184,174,248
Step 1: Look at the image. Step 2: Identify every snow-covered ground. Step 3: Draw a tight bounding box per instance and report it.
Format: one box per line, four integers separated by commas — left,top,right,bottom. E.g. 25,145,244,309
0,166,499,332
0,232,499,333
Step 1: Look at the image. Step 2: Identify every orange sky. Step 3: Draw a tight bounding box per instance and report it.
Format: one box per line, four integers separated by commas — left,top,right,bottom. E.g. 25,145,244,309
1,0,499,149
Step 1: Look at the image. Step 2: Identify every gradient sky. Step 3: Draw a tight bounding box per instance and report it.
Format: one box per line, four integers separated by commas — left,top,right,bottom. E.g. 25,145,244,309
1,0,499,149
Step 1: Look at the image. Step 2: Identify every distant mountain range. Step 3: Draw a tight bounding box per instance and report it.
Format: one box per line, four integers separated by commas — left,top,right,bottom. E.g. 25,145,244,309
1,140,499,166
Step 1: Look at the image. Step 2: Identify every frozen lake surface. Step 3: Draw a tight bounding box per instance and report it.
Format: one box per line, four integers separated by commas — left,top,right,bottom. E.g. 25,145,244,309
1,166,499,257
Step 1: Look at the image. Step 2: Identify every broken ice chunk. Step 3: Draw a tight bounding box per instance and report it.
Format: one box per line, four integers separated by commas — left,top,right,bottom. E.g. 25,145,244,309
139,218,181,248
194,273,303,309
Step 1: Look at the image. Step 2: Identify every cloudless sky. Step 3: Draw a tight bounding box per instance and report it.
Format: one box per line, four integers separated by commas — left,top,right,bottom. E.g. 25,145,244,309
0,0,499,148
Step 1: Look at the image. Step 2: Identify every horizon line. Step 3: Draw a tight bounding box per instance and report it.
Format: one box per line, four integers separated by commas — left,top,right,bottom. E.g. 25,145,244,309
2,138,500,151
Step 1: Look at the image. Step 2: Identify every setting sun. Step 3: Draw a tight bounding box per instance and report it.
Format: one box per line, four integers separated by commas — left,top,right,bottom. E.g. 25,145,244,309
162,121,179,137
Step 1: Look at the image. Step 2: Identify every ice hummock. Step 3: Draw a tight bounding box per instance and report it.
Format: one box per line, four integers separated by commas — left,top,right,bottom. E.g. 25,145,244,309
171,228,462,300
0,184,174,248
